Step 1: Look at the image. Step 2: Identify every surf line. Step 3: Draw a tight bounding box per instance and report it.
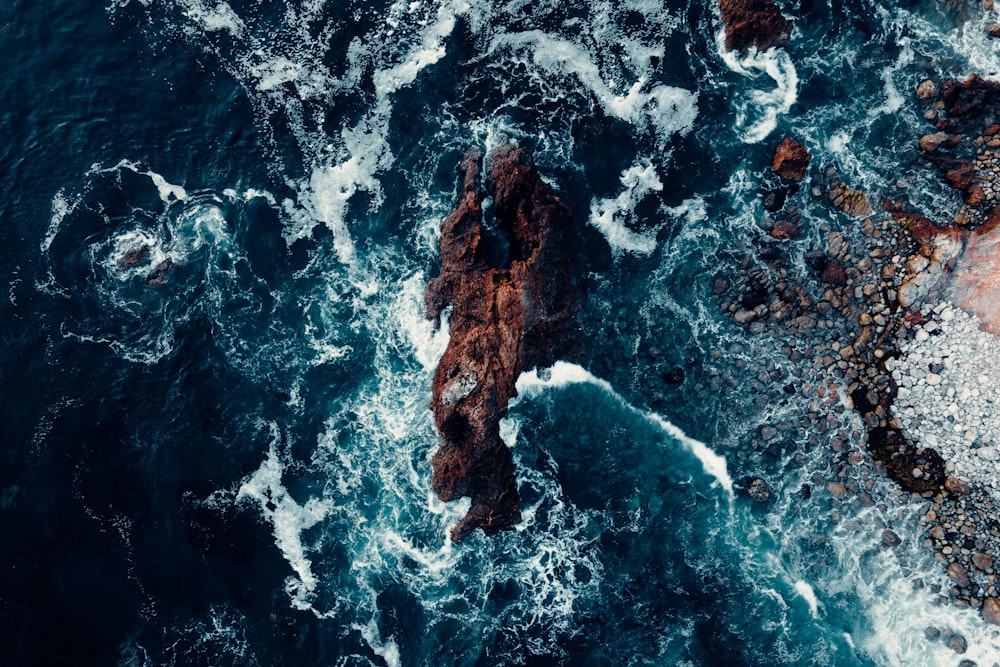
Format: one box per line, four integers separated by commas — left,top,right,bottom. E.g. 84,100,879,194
514,360,735,497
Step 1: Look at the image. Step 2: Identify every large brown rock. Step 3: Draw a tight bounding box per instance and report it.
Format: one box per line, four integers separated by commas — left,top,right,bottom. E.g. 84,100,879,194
771,138,811,181
719,0,791,54
426,145,580,542
982,597,1000,625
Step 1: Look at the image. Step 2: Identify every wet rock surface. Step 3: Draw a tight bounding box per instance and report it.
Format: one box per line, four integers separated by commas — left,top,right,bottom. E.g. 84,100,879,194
771,138,811,182
718,0,791,54
713,86,1000,635
426,144,581,542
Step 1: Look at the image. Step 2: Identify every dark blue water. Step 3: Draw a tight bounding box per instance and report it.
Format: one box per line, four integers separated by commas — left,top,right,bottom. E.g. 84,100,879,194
4,1,1000,665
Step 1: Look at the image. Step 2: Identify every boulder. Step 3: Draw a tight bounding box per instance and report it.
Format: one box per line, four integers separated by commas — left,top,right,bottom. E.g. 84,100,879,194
748,477,771,503
770,220,801,239
117,244,151,269
146,258,172,285
820,259,847,285
982,597,1000,624
947,562,972,588
771,138,811,181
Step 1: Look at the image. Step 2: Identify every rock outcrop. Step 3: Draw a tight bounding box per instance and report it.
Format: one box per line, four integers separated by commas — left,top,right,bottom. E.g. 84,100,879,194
771,138,811,181
719,0,791,54
894,209,1000,333
918,75,1000,217
426,144,580,542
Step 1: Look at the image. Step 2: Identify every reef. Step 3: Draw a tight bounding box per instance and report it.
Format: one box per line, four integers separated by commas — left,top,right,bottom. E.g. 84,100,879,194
426,144,580,542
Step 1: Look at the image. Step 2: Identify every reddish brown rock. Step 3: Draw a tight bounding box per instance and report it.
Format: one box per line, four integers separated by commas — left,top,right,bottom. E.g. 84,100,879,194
929,156,985,207
921,75,1000,210
820,259,847,285
719,0,791,54
146,258,172,285
827,181,873,217
771,138,811,181
918,132,959,152
893,210,1000,333
982,597,1000,624
947,562,972,588
117,244,151,269
945,475,971,495
940,74,1000,128
426,145,580,542
769,219,800,239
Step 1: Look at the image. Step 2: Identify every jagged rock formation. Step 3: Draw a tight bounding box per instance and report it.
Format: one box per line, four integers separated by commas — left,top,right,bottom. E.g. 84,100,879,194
771,138,811,181
719,0,791,54
426,144,580,542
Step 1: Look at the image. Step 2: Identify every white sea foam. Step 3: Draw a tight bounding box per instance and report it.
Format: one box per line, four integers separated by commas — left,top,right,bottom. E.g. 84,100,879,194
793,580,820,618
827,510,1000,667
514,362,734,495
237,428,334,610
589,159,663,257
717,31,798,144
111,159,189,202
868,36,913,118
487,30,698,143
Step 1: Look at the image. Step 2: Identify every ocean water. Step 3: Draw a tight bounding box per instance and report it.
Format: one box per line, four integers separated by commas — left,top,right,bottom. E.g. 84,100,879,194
3,0,1000,665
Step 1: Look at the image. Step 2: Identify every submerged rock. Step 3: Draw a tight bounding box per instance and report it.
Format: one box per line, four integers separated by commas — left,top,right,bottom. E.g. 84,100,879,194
117,244,151,269
747,477,771,503
426,144,581,542
146,258,172,285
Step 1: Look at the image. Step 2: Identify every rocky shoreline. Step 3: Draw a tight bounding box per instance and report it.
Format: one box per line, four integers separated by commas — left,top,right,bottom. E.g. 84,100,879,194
714,69,1000,654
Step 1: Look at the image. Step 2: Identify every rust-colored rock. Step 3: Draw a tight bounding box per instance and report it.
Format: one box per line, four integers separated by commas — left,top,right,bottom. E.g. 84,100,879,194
426,145,580,542
769,219,800,239
771,138,811,181
719,0,791,54
939,74,1000,129
820,260,847,285
117,244,151,269
982,597,1000,625
921,75,1000,211
916,80,938,100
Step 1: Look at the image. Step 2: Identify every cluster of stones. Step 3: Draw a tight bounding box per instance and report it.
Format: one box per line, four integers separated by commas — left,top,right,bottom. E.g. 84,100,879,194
917,76,1000,226
837,77,1000,631
885,303,1000,618
717,139,928,509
